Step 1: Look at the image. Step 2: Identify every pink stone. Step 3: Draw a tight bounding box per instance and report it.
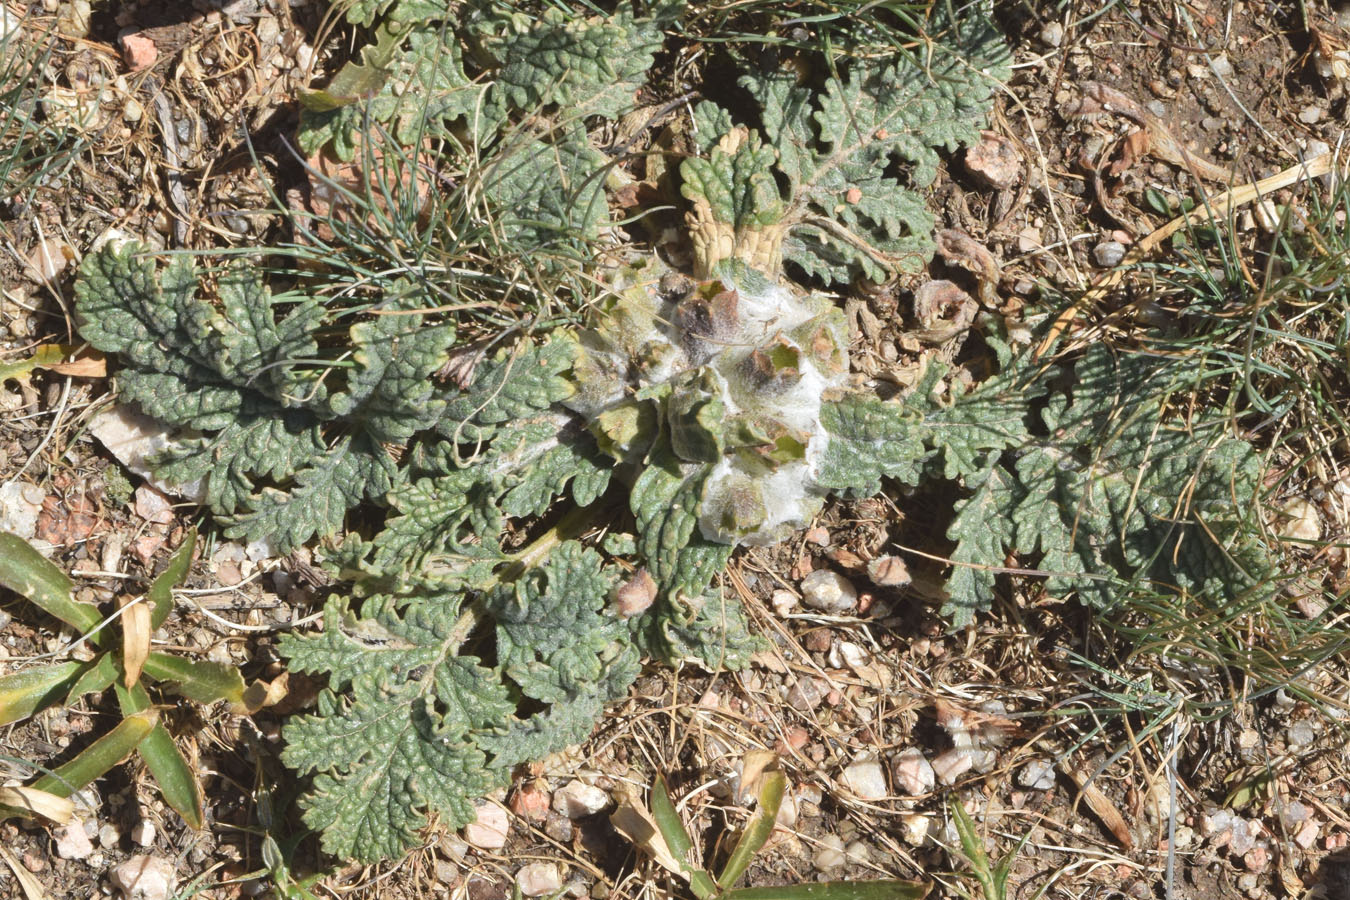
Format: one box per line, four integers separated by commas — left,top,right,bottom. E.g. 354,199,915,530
119,33,157,71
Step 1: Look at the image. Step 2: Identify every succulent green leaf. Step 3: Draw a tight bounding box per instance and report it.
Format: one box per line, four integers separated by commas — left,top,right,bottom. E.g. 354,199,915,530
117,682,204,830
0,532,102,638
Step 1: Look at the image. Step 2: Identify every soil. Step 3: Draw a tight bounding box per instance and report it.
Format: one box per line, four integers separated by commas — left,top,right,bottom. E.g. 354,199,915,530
1,1,1349,899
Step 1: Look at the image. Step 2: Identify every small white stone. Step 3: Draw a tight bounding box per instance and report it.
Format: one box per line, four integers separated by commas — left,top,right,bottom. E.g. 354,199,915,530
900,814,930,846
1276,497,1321,543
840,759,887,801
0,6,21,41
844,841,870,865
1092,241,1127,268
892,748,935,796
516,862,563,897
111,855,176,900
770,589,797,617
551,780,609,819
463,801,510,850
931,749,973,786
1039,21,1063,48
812,834,846,871
1286,720,1317,750
800,570,857,614
88,406,206,502
0,481,43,540
131,819,156,848
1016,758,1056,791
294,41,315,72
1299,105,1323,125
55,822,95,860
99,822,121,849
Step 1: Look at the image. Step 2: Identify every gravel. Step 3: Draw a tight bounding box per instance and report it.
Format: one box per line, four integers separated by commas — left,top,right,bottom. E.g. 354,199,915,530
840,759,888,801
1092,241,1127,267
800,570,857,613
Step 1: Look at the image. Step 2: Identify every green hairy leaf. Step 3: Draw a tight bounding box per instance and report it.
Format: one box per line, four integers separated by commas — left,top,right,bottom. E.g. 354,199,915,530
75,243,454,553
280,542,640,861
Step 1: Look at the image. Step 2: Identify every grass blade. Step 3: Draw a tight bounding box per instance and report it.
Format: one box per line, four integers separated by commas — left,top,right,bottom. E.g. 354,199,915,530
27,709,156,800
140,651,246,707
148,527,195,630
717,768,785,889
0,533,103,638
0,661,86,726
116,683,204,828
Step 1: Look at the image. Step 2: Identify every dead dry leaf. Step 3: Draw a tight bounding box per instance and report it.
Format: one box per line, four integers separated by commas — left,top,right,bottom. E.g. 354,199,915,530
122,597,151,689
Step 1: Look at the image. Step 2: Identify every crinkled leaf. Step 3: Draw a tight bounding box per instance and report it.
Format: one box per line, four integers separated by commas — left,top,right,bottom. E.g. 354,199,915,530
816,395,928,496
281,593,513,861
222,435,397,553
944,456,1017,628
488,8,662,121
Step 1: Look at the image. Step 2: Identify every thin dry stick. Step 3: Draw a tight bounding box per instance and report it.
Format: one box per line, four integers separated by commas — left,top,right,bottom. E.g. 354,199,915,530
1036,150,1346,359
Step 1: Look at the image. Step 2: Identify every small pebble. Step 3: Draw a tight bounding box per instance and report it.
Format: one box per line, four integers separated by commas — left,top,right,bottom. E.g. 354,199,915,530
786,675,826,712
1017,758,1056,791
434,860,461,887
1039,21,1063,48
770,589,797,617
463,801,510,850
552,780,609,819
800,570,857,614
892,748,935,796
55,822,95,860
840,759,887,801
812,834,846,871
99,822,121,849
510,783,551,823
963,132,1022,190
900,814,930,846
843,841,870,865
544,812,574,842
1299,105,1323,125
111,855,175,900
1209,54,1234,78
931,749,972,786
866,555,911,588
517,862,563,897
1229,819,1256,855
131,819,155,848
1279,800,1311,829
1276,497,1321,542
118,31,157,71
1285,720,1317,750
1092,241,1127,268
